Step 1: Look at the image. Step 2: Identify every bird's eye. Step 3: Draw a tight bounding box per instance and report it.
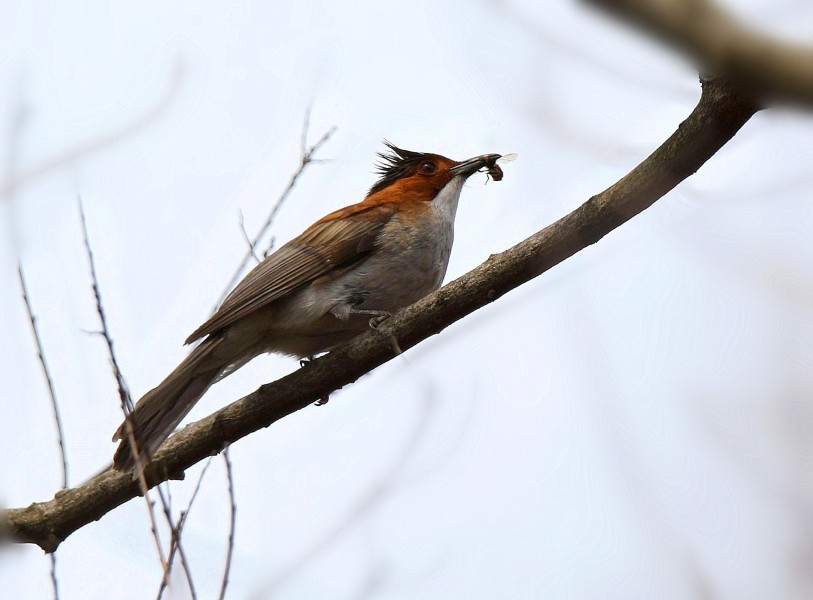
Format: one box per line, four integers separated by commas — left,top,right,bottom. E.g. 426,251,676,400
418,161,436,174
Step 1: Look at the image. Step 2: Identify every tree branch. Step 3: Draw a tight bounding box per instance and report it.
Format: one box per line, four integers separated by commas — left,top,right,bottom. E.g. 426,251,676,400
1,76,760,552
586,0,813,105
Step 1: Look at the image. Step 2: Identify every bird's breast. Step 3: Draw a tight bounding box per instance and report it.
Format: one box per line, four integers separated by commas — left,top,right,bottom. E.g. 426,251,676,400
350,204,456,309
305,193,459,319
272,177,465,337
351,179,464,308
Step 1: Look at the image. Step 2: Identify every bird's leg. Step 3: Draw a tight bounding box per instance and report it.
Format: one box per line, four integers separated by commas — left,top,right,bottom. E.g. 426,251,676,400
347,308,401,355
346,308,391,330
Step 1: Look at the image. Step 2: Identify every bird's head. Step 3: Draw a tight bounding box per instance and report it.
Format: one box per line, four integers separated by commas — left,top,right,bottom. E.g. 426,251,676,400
366,141,502,203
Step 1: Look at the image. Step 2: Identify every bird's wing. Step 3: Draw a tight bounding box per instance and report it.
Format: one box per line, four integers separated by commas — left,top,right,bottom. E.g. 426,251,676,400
184,204,395,344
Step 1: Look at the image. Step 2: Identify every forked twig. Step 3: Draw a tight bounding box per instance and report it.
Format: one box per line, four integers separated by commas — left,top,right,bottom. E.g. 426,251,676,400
155,458,214,600
78,196,168,575
214,110,336,308
154,485,197,600
78,202,197,592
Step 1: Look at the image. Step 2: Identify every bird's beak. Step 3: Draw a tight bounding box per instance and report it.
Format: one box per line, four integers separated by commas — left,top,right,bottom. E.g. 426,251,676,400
451,153,503,178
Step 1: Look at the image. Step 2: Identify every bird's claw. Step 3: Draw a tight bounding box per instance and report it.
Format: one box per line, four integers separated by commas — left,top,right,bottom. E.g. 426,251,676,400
368,312,391,330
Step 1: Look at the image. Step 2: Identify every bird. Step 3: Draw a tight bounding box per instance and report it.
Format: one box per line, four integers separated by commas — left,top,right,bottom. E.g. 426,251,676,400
113,142,505,471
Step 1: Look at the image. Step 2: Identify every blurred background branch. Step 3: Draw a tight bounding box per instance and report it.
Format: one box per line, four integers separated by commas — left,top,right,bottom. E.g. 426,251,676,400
587,0,813,105
0,59,184,200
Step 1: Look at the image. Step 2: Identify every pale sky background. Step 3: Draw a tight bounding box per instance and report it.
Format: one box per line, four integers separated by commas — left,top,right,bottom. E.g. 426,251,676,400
2,0,813,598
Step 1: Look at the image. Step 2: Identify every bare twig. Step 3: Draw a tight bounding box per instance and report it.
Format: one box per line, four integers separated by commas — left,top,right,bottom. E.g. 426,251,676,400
17,265,68,489
186,458,214,511
48,554,60,600
300,105,312,157
4,77,761,551
18,263,66,593
586,0,813,105
237,211,261,264
78,199,133,413
155,458,215,599
10,75,63,600
214,112,336,308
78,197,168,574
154,485,197,600
79,202,193,591
218,447,237,600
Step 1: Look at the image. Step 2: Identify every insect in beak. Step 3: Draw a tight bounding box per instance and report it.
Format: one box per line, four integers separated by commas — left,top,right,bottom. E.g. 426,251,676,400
480,153,517,183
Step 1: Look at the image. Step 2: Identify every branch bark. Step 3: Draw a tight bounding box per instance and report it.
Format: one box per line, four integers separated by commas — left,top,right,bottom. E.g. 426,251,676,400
2,76,760,552
587,0,813,105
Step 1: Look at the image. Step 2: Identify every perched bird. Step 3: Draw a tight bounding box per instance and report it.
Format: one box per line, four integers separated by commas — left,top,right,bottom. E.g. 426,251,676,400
113,142,505,470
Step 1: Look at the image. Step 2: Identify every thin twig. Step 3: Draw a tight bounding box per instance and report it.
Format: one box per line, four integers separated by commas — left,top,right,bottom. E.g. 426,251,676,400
154,485,197,600
183,458,214,515
238,211,261,264
10,81,62,600
17,265,68,488
79,204,183,592
78,197,168,575
300,105,312,157
48,554,60,600
18,264,67,595
156,459,212,600
218,447,237,600
214,113,336,308
78,200,133,413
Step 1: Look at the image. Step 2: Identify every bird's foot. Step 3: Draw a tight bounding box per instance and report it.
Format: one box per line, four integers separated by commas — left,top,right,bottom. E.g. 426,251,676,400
367,311,391,330
352,310,402,353
347,307,391,329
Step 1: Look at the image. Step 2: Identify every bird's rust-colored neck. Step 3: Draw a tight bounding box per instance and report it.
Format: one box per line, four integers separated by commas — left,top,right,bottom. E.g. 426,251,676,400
308,143,502,230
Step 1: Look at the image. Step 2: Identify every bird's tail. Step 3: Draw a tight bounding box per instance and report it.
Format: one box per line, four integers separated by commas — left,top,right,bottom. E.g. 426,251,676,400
112,337,225,471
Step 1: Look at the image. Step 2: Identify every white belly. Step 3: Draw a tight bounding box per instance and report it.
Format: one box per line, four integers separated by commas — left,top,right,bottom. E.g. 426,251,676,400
307,175,464,316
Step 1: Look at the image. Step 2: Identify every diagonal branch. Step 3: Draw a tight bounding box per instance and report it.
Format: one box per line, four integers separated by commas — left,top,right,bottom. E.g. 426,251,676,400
1,76,760,552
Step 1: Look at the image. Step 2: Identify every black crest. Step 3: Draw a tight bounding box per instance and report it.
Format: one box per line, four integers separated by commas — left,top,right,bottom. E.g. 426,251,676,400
368,141,427,196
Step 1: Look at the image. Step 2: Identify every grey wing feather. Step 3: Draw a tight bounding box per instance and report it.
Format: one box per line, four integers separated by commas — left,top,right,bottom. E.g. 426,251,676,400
184,214,389,344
